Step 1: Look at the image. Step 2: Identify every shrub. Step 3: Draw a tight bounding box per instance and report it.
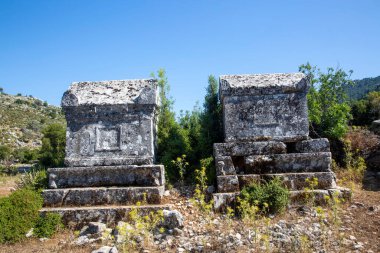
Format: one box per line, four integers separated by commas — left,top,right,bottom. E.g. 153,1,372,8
33,213,63,238
39,123,66,167
200,156,215,185
16,168,48,191
0,145,12,162
238,178,289,215
191,166,213,214
0,188,43,243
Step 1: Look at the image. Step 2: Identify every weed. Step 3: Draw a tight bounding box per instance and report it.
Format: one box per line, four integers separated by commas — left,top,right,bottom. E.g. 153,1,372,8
33,213,63,238
238,178,289,215
191,166,214,214
171,155,189,185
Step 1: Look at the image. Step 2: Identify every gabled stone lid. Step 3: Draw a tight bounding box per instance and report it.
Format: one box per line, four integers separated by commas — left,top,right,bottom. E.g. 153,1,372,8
61,79,158,107
219,73,309,98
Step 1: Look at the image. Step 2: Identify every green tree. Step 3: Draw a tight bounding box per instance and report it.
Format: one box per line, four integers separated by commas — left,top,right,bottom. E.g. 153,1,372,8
367,91,380,118
299,63,353,139
199,75,223,158
0,145,12,162
179,104,202,166
153,69,190,182
39,123,66,167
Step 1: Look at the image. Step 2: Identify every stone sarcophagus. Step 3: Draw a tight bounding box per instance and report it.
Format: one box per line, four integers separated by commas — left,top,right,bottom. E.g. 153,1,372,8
213,73,350,211
62,79,159,167
41,79,169,226
220,73,309,142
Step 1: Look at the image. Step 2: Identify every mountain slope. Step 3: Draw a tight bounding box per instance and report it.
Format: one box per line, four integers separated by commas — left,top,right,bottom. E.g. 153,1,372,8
0,93,65,149
345,76,380,100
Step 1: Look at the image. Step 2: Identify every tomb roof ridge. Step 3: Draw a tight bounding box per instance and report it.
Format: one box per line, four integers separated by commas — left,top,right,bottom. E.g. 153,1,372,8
219,72,309,97
61,78,159,107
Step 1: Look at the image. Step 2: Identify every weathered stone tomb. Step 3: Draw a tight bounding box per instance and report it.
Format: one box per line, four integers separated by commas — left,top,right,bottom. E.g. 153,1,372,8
213,73,350,210
41,79,169,226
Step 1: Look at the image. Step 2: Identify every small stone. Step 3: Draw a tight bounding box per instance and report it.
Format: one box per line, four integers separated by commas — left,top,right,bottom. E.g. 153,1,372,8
177,247,185,253
39,237,48,242
164,190,170,197
206,185,215,194
80,222,107,236
162,210,184,229
173,228,183,236
349,235,357,241
25,228,34,238
91,246,118,253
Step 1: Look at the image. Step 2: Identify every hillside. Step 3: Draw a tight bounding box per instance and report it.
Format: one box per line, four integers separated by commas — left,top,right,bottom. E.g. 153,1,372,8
345,75,380,100
0,92,65,149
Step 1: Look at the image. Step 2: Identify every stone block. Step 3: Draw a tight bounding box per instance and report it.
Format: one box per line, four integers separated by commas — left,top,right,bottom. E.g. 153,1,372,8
213,192,238,212
244,152,332,173
43,186,164,207
295,138,330,153
237,174,261,188
220,73,310,142
40,204,171,228
217,175,240,192
213,141,286,157
215,156,236,175
62,79,159,167
48,165,165,188
237,172,336,190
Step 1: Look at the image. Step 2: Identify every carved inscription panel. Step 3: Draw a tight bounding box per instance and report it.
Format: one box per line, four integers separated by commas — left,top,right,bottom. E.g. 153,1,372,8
95,126,121,151
224,93,309,142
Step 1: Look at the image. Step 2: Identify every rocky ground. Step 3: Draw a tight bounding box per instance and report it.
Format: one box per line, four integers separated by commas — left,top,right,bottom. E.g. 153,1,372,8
0,183,379,253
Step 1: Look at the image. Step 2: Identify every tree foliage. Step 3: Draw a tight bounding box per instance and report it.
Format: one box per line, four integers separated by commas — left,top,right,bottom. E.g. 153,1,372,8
0,145,12,162
39,123,66,167
299,63,353,139
199,75,223,158
153,69,190,182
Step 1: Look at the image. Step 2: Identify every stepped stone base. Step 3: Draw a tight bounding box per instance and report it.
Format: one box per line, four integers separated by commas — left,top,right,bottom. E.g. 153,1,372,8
244,152,332,173
214,141,287,157
48,165,165,188
217,172,337,192
40,204,171,228
43,186,164,207
213,187,351,212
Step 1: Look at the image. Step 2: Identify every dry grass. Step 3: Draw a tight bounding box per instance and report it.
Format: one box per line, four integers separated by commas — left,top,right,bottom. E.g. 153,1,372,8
0,174,20,197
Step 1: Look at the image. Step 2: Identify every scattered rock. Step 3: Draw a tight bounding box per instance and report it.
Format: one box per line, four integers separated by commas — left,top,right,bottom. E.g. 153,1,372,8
206,185,215,194
162,210,184,229
80,222,107,237
91,246,118,253
25,228,34,238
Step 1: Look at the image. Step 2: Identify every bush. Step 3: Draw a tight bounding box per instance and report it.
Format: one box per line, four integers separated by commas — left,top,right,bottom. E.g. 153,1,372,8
13,147,40,163
33,213,62,238
0,145,12,162
200,156,215,185
39,123,66,168
238,178,289,215
16,168,48,191
0,188,43,243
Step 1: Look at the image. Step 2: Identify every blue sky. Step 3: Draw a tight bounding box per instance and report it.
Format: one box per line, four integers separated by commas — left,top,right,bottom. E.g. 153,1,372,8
0,0,379,115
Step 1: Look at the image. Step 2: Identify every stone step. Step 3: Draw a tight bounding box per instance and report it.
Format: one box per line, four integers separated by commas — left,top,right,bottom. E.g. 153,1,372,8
42,186,164,207
238,172,336,191
214,141,287,157
48,165,164,189
244,152,332,173
213,187,351,212
217,172,336,193
40,204,171,228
